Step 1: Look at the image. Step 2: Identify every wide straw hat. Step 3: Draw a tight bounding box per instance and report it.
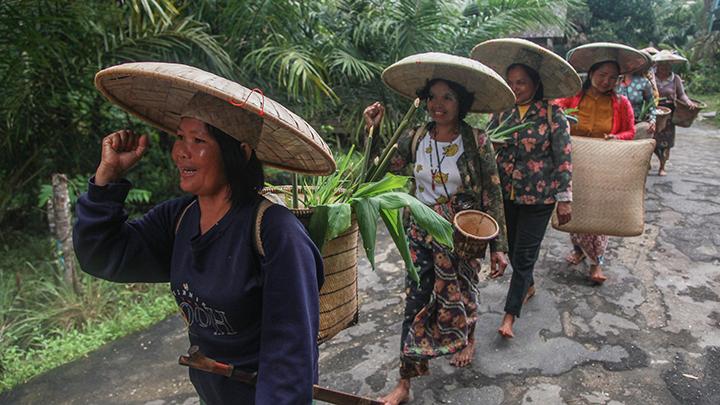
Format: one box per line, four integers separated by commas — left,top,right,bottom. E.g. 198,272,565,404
469,38,581,99
95,62,335,175
566,42,651,74
381,52,515,113
652,50,688,64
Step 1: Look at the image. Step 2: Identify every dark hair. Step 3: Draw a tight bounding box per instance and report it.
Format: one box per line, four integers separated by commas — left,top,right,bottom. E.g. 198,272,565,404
582,60,621,91
506,63,544,101
207,124,264,207
416,78,474,120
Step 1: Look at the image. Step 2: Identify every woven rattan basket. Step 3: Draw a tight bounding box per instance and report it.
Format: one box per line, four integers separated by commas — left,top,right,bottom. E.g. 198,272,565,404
655,106,672,133
261,187,359,344
672,99,706,128
551,137,655,236
453,210,499,259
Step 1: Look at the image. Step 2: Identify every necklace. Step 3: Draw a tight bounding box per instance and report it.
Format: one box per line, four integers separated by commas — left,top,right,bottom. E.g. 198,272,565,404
428,129,454,198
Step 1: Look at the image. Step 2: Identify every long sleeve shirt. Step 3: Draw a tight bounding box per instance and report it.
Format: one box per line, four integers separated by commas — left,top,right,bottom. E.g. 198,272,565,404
490,100,573,205
73,179,323,405
616,75,657,124
555,91,636,140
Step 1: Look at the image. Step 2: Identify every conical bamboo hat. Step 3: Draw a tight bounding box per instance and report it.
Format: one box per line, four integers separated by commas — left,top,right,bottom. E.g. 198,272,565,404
470,38,581,99
566,42,651,74
381,52,515,113
95,62,335,175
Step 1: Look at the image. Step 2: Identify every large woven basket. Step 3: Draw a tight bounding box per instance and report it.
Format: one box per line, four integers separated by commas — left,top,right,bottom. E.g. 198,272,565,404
672,99,706,128
261,187,359,344
453,210,498,259
655,106,672,133
551,137,655,236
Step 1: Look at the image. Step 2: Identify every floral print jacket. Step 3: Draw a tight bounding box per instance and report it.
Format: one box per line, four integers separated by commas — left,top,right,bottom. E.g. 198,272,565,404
490,100,573,205
389,121,508,252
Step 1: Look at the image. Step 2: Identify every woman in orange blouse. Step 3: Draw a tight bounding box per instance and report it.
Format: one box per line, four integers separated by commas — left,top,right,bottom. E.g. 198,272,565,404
555,57,638,284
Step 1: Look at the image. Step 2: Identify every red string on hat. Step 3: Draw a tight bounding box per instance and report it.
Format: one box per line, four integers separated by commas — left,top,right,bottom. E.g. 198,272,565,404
230,88,265,117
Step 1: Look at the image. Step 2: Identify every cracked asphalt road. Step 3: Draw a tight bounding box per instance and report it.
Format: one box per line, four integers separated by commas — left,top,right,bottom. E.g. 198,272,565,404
2,121,719,405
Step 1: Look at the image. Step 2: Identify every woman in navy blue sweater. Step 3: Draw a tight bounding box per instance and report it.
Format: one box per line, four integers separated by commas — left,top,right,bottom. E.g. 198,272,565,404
73,92,325,404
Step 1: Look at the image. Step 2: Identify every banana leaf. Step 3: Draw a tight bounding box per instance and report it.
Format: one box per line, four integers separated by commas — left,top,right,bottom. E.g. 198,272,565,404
352,198,381,270
307,203,352,251
379,207,419,283
362,192,454,249
353,173,409,198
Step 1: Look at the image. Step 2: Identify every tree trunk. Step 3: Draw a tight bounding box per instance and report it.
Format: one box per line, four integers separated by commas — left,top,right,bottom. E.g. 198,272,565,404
52,173,81,294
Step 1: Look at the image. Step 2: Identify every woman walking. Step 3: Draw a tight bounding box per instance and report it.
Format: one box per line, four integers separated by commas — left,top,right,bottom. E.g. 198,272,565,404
365,53,514,404
74,63,334,404
556,43,649,284
653,50,697,176
471,38,577,338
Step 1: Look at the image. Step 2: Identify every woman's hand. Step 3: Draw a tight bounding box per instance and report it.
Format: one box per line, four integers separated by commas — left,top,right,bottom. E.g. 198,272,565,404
95,130,148,186
363,102,384,132
648,122,656,134
489,251,508,278
556,202,572,225
604,134,617,140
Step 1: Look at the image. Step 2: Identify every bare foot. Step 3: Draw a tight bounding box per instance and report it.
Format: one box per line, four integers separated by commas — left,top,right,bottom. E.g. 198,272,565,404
498,313,515,338
565,250,585,265
379,379,411,405
523,285,536,304
658,169,667,176
589,264,608,285
450,340,475,367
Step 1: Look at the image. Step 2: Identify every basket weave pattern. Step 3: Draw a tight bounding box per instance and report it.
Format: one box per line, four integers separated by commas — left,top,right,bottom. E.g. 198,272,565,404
551,137,655,236
672,99,706,128
453,210,499,260
261,187,359,344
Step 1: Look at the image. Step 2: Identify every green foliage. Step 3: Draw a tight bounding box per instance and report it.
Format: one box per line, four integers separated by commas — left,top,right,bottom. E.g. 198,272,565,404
0,232,176,392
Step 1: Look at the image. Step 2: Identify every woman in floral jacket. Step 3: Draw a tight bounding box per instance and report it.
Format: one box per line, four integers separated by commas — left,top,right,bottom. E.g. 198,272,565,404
471,39,577,338
364,53,513,405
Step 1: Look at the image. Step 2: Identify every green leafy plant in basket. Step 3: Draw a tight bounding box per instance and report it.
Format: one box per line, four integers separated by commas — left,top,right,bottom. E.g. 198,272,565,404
268,100,453,283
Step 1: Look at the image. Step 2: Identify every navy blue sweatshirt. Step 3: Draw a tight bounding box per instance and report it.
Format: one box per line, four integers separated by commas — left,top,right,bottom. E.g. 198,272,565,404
73,179,324,404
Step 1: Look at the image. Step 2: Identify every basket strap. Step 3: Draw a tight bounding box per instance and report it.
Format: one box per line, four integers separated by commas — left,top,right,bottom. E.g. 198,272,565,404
174,199,197,235
253,198,274,258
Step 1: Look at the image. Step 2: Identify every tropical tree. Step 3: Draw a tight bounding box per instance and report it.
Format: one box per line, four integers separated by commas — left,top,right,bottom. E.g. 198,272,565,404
0,0,233,225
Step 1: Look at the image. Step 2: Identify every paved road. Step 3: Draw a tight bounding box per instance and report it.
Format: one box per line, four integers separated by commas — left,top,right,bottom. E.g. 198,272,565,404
2,121,719,405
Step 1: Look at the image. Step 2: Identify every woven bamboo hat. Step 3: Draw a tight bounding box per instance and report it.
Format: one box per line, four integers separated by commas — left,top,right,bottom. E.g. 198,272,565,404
566,42,651,74
652,50,688,64
469,38,581,99
94,62,335,175
381,52,515,113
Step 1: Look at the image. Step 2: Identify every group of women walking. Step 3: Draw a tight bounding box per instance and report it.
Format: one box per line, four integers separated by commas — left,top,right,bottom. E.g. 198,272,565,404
72,37,696,404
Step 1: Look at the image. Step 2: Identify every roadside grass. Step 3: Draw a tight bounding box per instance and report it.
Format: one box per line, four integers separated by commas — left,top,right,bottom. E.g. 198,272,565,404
0,231,177,393
695,92,720,127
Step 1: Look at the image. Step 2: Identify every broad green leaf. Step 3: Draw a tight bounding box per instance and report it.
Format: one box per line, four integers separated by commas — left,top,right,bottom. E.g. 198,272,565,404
379,208,419,283
351,198,381,270
308,203,352,251
353,173,409,198
370,192,454,248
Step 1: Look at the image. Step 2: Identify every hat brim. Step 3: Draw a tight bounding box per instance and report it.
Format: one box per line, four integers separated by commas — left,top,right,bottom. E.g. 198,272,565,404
95,63,335,176
470,38,581,99
652,51,688,64
381,52,515,113
566,42,651,74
